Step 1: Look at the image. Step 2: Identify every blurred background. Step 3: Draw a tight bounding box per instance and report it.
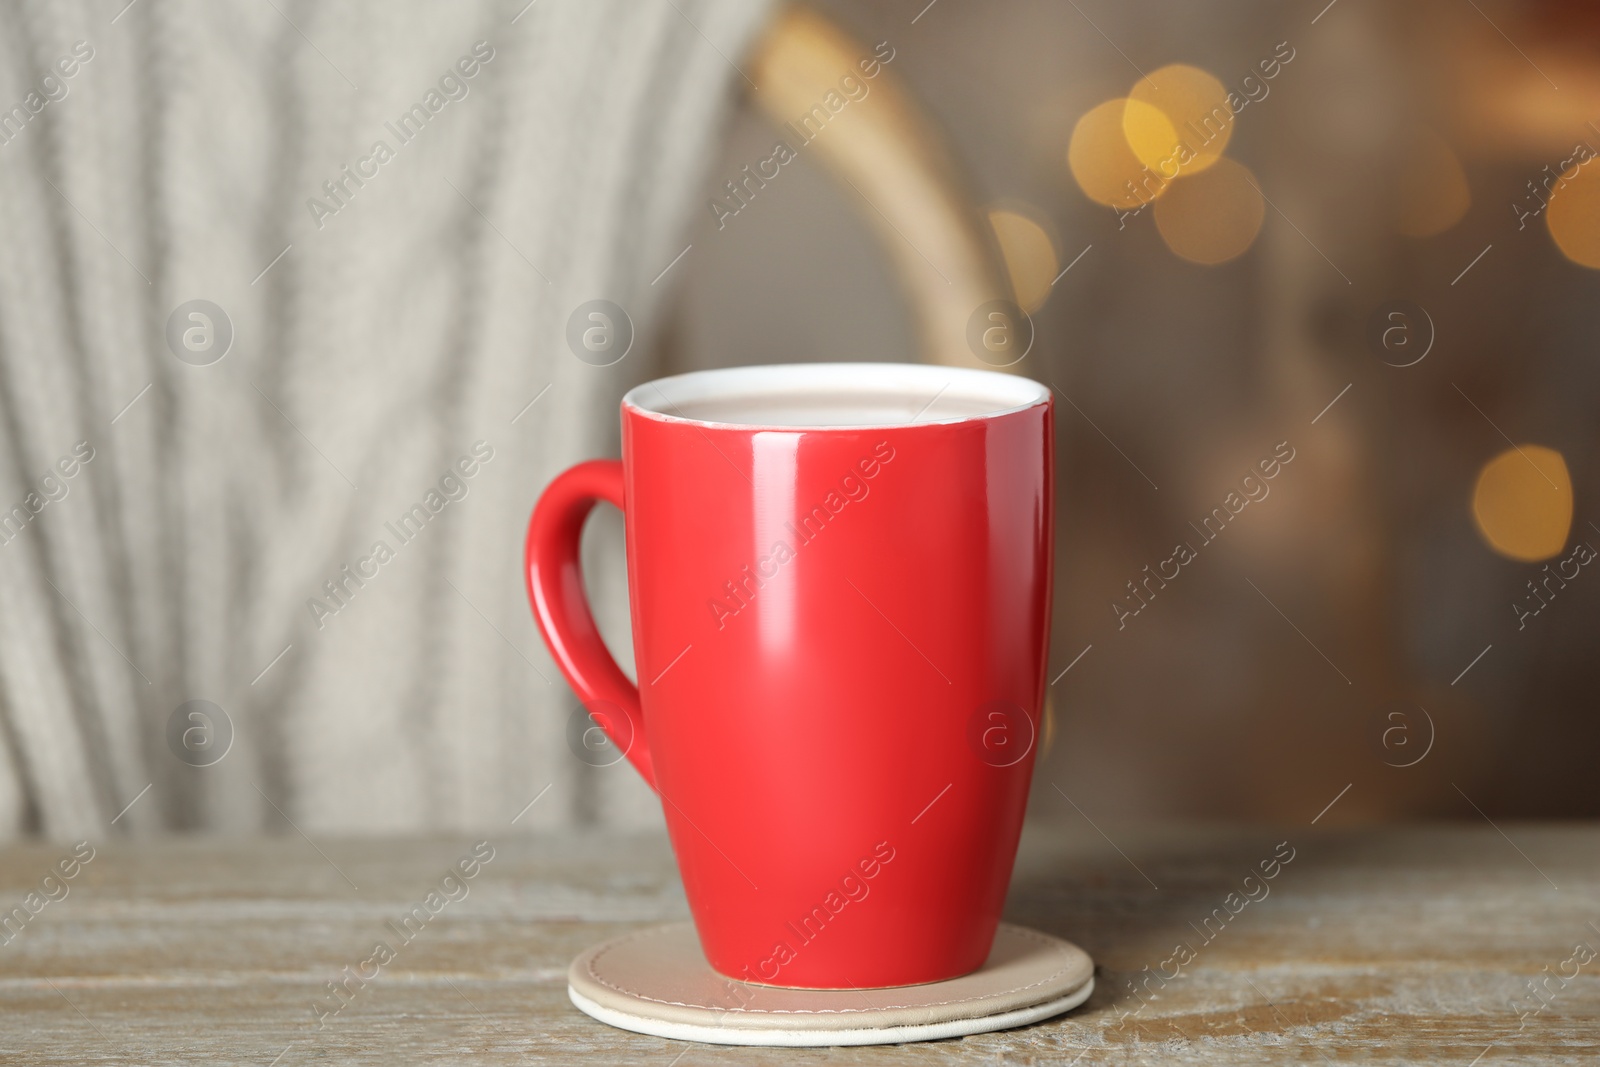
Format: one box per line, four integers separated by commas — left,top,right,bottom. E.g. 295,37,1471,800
663,0,1600,826
0,0,1595,840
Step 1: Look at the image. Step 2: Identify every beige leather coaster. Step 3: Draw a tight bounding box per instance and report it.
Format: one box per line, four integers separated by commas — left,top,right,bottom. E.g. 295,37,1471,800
568,922,1095,1047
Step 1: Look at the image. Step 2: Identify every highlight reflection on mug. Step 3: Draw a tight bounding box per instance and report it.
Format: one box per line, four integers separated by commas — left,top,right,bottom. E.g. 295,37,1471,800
567,700,633,767
966,700,1035,767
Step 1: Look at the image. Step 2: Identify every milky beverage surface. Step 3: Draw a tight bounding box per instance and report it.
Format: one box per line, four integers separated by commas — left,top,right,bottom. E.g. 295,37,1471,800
668,388,1011,427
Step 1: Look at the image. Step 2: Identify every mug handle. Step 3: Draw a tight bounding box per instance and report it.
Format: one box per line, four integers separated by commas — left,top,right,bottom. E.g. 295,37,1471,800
524,459,655,790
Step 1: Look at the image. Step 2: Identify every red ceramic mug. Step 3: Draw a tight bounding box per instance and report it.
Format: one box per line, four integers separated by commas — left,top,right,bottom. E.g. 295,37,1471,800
525,363,1053,989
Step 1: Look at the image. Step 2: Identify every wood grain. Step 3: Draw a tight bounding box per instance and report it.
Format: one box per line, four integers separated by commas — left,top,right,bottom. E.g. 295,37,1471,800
0,825,1594,1064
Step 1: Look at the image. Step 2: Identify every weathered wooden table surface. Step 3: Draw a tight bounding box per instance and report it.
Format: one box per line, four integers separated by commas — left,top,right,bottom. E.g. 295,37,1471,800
1,824,1594,1064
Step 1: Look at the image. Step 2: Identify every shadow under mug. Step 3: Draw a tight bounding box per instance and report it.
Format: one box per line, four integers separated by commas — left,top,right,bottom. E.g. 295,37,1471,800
525,363,1053,989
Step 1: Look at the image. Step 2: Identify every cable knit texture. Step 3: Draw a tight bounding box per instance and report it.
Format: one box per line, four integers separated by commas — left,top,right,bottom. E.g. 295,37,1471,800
0,0,771,839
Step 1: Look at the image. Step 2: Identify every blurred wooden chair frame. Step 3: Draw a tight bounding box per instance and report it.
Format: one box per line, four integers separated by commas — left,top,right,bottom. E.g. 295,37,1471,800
746,5,1014,369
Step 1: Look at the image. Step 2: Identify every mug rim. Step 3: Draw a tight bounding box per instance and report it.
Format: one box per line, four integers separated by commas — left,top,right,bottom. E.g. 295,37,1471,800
621,362,1050,431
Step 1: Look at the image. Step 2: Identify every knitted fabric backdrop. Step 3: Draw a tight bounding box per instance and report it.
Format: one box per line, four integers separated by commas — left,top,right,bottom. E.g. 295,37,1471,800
0,0,772,839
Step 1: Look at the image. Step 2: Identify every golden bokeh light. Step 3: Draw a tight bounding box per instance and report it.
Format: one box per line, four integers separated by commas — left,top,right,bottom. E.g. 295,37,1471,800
1546,160,1600,268
988,206,1059,314
1128,64,1233,177
1152,157,1266,264
1396,130,1470,237
1069,97,1172,210
1471,445,1573,562
1120,99,1183,180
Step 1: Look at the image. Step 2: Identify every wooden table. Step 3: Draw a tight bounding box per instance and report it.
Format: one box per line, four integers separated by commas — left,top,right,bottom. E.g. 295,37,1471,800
2,824,1594,1064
